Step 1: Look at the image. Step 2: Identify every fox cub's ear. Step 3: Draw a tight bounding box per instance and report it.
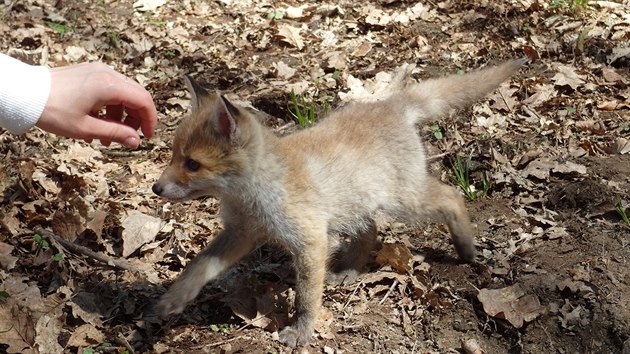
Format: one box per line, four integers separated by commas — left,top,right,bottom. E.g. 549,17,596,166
185,76,241,144
212,95,241,144
185,75,209,112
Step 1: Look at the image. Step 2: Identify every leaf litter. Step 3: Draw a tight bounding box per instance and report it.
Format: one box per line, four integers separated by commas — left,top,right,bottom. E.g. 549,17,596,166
1,0,630,353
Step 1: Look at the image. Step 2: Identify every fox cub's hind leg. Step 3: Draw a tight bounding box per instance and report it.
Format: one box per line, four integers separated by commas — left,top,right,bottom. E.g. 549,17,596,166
278,227,329,347
423,178,476,262
157,225,258,316
327,219,378,285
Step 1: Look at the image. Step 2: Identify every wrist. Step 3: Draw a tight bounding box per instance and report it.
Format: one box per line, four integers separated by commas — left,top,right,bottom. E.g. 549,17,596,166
0,54,52,134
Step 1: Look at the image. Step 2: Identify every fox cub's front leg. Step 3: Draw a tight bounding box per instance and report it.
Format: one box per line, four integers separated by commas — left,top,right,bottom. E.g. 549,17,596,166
158,226,257,316
278,230,329,347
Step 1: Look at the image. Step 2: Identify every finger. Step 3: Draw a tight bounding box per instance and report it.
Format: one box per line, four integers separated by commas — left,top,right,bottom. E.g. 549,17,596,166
125,107,157,137
106,105,124,122
99,82,158,138
123,114,142,132
81,116,141,149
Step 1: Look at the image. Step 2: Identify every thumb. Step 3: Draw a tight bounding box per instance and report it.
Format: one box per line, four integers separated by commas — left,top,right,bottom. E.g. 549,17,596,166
82,116,141,148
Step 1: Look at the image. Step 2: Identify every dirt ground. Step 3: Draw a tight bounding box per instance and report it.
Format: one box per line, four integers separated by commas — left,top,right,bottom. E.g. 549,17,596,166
1,0,629,353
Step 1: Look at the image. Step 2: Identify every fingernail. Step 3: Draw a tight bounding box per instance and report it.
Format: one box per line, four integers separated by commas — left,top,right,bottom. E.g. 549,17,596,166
123,137,139,148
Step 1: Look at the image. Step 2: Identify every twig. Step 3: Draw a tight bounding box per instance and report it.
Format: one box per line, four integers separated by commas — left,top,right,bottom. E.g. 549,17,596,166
378,279,398,305
117,333,135,354
342,280,364,311
33,226,145,275
538,320,556,352
427,152,449,162
101,149,141,158
234,314,271,334
498,87,513,114
193,335,242,350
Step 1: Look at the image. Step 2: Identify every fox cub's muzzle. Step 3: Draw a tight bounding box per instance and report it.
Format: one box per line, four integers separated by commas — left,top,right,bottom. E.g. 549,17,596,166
152,183,163,196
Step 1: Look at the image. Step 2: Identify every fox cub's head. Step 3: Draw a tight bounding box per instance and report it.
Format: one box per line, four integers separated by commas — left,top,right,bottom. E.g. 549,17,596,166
152,77,256,201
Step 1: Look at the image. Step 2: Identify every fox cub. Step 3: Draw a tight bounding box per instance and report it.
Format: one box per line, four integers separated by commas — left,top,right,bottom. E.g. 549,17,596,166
153,59,525,346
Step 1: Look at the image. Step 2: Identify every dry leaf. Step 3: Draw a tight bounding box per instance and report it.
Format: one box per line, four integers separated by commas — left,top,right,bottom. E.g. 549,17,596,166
121,211,162,257
552,63,585,90
461,338,484,354
575,120,606,134
362,271,408,287
477,284,545,328
67,324,105,348
365,7,392,26
522,84,556,107
52,210,84,241
376,242,413,274
490,87,519,112
34,313,64,354
133,0,166,12
325,51,346,70
601,67,626,84
559,303,583,329
352,41,372,57
285,6,304,19
0,303,36,354
0,241,18,270
597,101,619,111
551,161,587,175
546,226,568,240
521,158,554,180
557,279,593,295
86,209,107,240
226,285,287,332
277,24,305,50
32,169,60,194
64,46,90,61
315,308,335,340
615,137,630,154
66,290,104,327
0,278,43,354
608,46,630,65
272,61,296,79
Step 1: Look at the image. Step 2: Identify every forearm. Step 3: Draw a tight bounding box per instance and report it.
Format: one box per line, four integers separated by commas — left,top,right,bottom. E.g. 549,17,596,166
0,53,51,134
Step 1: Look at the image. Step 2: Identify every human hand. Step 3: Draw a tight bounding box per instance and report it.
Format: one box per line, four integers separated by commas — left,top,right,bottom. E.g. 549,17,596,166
36,62,158,148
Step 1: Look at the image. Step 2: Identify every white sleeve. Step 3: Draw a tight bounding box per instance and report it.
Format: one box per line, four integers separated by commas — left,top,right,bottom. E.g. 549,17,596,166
0,53,51,134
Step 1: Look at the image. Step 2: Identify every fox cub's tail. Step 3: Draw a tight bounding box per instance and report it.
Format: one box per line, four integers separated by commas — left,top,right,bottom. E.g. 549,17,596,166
402,58,526,125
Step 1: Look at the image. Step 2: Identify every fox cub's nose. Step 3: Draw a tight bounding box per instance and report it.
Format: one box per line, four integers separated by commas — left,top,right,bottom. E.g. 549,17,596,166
152,183,163,196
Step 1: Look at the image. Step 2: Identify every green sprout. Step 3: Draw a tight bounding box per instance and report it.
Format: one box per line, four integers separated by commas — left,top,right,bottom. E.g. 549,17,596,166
209,323,231,334
617,202,629,226
431,124,443,140
46,21,69,39
33,234,49,250
290,89,317,128
451,155,477,202
267,10,284,20
53,252,65,262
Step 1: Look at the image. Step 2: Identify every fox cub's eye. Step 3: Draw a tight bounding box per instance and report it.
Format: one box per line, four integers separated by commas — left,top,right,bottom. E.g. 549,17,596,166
184,159,200,171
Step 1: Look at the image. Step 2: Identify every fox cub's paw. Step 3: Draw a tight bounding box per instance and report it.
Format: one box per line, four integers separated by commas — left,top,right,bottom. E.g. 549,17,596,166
455,238,477,263
278,325,313,347
156,289,189,317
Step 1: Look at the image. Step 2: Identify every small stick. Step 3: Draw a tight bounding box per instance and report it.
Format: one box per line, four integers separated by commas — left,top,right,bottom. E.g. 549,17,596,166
379,279,398,305
342,280,364,311
427,152,449,162
33,226,145,275
117,333,135,354
101,149,140,158
194,335,242,350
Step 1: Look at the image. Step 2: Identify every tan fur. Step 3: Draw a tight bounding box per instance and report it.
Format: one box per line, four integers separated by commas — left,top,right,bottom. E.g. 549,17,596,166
152,59,525,346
